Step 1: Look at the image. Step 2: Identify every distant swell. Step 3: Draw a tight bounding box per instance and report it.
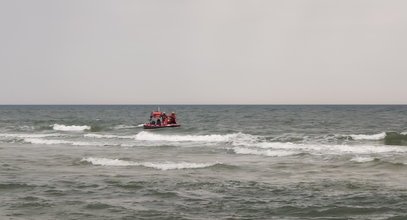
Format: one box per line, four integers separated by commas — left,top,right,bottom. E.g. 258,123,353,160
52,124,90,131
81,157,220,170
384,132,407,146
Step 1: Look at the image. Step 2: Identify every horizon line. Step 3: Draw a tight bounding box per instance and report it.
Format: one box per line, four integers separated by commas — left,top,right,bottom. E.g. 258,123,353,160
1,104,407,106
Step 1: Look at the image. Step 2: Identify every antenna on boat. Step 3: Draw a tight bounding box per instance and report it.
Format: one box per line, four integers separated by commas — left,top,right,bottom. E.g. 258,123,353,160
157,106,160,112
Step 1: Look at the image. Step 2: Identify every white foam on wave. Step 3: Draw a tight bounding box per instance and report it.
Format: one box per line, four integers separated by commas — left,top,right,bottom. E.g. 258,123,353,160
350,156,376,163
81,157,219,170
82,157,137,166
134,131,257,143
84,133,135,139
142,161,219,170
24,138,107,146
236,141,407,155
232,147,298,157
0,133,62,138
18,125,35,131
114,125,141,129
24,138,72,145
52,124,90,131
349,132,386,140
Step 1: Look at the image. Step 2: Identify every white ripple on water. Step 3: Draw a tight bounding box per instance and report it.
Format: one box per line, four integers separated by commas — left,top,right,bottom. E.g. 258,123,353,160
52,124,90,131
350,156,376,163
0,133,62,138
23,138,110,146
84,132,255,142
234,141,407,156
81,157,220,170
113,124,143,129
84,133,136,139
0,133,66,144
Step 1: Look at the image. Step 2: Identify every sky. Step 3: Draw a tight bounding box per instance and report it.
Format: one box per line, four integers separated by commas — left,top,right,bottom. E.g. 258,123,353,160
0,0,406,104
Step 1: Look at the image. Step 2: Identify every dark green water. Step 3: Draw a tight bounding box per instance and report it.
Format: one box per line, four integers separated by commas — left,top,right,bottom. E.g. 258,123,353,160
1,105,407,219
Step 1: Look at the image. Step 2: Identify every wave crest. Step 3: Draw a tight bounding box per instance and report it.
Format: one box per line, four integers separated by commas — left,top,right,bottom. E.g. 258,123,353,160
84,134,135,139
81,157,220,170
232,147,299,157
384,132,407,146
233,140,407,157
52,124,90,131
349,132,386,140
134,131,257,143
114,125,141,129
350,156,376,163
24,138,107,146
0,133,61,138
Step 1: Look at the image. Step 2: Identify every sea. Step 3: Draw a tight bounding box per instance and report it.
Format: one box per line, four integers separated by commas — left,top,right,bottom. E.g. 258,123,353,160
0,105,406,220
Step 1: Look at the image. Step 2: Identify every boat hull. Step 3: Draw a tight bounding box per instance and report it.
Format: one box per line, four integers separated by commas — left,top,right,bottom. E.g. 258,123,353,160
143,123,181,129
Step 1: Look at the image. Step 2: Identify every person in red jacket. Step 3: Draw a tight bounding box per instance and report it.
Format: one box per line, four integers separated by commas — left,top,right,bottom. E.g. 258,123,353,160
169,112,177,124
161,112,168,124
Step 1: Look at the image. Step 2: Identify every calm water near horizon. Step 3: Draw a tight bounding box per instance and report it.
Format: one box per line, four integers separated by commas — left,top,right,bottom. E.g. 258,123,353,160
1,105,407,219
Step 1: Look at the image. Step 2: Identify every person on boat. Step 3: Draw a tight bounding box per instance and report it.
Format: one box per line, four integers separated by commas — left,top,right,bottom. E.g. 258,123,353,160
161,112,167,120
169,112,177,124
161,112,170,125
149,112,153,121
157,118,161,125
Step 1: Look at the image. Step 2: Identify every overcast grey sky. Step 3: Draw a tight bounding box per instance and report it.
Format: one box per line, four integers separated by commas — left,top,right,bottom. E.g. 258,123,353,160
0,0,406,104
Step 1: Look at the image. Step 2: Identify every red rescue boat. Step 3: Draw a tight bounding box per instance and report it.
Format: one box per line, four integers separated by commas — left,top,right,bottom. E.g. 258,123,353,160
143,111,181,129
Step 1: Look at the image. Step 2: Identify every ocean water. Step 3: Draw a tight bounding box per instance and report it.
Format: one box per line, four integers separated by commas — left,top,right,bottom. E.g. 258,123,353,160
1,105,407,219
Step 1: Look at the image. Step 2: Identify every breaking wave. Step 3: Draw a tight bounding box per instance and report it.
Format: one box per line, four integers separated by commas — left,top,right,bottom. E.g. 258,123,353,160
350,156,376,163
345,131,407,145
84,134,135,139
24,138,72,145
23,138,108,146
52,124,90,131
81,157,220,170
349,132,386,140
232,147,299,157
232,141,407,157
134,131,257,143
384,132,407,145
0,133,62,139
